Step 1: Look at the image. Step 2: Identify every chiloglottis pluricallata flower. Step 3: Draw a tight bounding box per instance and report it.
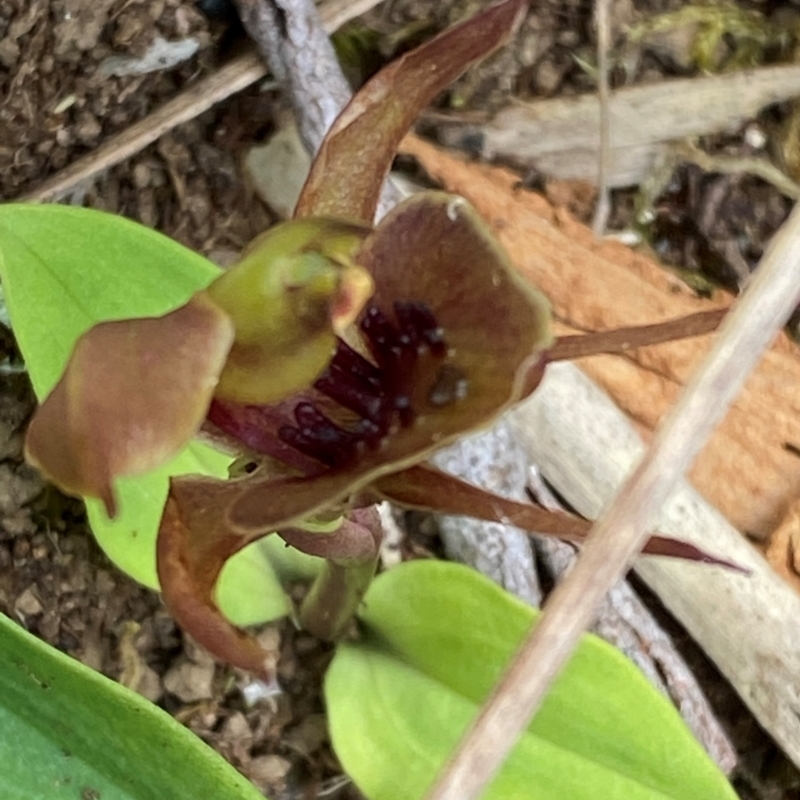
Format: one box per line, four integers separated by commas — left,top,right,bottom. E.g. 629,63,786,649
23,0,735,679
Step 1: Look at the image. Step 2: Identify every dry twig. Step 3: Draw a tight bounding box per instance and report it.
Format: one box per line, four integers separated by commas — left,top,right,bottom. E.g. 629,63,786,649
591,0,612,234
232,0,351,155
17,0,385,203
526,466,736,772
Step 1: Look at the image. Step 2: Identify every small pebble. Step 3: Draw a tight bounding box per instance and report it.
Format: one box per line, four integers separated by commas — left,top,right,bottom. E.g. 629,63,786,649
248,754,292,793
241,677,282,708
163,658,215,702
132,162,152,189
15,586,43,617
12,536,30,561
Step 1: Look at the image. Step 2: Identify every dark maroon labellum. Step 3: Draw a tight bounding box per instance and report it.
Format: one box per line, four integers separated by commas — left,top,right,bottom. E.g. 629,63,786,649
277,301,458,469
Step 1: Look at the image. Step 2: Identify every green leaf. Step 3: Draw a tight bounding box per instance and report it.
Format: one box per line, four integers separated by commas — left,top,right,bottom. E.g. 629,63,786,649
326,560,736,800
0,204,301,625
0,611,266,799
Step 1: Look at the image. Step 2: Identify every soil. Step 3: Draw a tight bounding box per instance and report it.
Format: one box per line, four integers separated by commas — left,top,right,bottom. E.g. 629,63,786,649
2,0,800,798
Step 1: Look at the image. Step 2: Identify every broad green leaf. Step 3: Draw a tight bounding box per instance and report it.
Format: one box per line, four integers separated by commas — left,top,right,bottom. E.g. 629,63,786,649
326,560,736,800
0,611,266,800
0,204,303,624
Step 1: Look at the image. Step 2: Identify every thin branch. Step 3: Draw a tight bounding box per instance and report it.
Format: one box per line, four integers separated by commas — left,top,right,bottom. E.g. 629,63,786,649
17,0,384,203
232,0,402,217
424,183,800,797
549,307,727,362
673,139,800,201
526,466,737,772
591,0,612,235
19,52,266,203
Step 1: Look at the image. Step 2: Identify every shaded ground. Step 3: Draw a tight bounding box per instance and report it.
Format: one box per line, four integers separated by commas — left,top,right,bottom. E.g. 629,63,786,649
2,0,800,798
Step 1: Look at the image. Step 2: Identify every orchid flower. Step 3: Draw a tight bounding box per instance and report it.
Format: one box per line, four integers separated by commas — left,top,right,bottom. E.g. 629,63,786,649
24,0,728,679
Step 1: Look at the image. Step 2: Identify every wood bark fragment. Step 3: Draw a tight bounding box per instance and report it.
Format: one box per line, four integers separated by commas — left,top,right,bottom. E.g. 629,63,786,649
765,497,800,591
400,132,800,543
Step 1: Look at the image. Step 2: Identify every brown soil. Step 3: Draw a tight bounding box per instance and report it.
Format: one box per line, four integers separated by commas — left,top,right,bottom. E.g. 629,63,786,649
2,0,800,798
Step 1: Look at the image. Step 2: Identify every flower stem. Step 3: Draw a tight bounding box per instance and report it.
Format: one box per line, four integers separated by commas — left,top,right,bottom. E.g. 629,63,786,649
284,506,384,640
299,557,379,641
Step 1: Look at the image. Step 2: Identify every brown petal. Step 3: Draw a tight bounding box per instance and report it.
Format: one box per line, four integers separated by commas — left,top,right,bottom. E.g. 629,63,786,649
164,472,354,585
156,479,380,672
177,470,364,539
374,464,748,568
294,0,526,222
549,309,727,362
157,490,277,681
356,192,553,453
25,293,234,516
280,518,380,564
372,464,590,539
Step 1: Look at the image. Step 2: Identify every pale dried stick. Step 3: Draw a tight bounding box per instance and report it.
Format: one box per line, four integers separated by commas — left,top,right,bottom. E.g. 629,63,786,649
526,466,736,772
17,0,385,203
592,0,611,235
434,425,735,769
425,192,800,796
